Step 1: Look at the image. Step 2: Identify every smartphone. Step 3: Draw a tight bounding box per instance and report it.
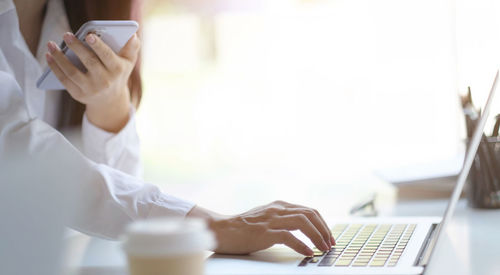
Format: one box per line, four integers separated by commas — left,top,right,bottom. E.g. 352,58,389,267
36,20,139,90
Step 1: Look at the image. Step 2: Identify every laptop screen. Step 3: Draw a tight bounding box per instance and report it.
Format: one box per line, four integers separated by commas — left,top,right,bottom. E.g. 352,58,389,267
423,70,499,267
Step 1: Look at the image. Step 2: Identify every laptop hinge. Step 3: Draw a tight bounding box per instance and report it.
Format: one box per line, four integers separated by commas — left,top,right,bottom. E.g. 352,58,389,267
414,223,438,266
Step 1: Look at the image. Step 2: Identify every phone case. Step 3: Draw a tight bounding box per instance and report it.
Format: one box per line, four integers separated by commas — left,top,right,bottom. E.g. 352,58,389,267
36,20,139,90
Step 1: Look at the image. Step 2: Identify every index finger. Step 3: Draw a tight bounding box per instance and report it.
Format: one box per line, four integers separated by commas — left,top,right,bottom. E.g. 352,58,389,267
278,203,334,246
62,33,105,75
268,214,327,249
118,33,140,62
84,33,120,70
298,208,335,246
268,230,313,256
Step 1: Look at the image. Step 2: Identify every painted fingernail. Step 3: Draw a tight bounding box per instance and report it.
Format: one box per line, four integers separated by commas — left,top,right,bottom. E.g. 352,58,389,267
47,41,58,53
331,236,336,246
86,34,96,44
45,53,53,63
63,32,75,44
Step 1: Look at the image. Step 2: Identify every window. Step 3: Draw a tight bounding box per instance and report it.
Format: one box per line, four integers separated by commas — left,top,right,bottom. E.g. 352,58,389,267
136,0,499,204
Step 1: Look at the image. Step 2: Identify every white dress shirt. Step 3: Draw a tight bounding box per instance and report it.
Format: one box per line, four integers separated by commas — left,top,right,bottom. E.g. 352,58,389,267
0,0,195,239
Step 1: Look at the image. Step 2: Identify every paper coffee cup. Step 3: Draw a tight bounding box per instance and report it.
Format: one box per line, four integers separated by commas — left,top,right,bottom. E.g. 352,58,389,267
122,218,216,275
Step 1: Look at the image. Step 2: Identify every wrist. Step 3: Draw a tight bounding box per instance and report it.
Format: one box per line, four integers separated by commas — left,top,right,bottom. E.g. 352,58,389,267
187,205,230,251
186,205,229,224
85,87,131,133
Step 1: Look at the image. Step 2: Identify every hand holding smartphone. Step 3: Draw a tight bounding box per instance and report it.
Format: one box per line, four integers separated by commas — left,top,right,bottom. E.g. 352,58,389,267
37,20,139,90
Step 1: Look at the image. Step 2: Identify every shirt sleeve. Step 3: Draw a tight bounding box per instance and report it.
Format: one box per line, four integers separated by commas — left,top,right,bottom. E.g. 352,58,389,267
81,106,143,178
0,71,195,240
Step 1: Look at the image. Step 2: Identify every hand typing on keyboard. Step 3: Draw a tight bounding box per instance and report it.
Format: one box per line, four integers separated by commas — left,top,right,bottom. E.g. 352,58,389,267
187,200,335,256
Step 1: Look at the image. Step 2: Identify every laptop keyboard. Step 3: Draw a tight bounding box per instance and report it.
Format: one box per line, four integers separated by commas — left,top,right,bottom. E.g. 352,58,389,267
298,223,416,267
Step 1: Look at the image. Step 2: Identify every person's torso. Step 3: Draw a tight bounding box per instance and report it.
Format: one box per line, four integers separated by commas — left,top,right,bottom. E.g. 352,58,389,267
0,0,71,128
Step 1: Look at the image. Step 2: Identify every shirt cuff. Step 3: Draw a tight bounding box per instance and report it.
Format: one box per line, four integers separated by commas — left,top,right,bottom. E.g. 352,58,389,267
147,193,196,218
81,105,139,165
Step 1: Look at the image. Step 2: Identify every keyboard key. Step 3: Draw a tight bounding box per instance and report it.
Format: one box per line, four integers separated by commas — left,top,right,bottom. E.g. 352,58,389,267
312,249,325,256
298,257,311,266
376,252,391,256
359,251,375,256
318,256,337,266
357,259,373,263
335,260,353,266
370,261,386,267
343,251,359,254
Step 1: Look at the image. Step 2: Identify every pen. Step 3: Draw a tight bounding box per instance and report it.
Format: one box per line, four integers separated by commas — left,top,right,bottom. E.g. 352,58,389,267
479,135,500,193
468,106,499,203
464,103,479,138
472,153,485,205
493,114,500,137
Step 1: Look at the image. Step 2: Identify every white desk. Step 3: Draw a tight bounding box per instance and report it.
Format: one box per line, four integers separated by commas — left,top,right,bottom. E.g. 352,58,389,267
391,200,500,275
75,198,500,275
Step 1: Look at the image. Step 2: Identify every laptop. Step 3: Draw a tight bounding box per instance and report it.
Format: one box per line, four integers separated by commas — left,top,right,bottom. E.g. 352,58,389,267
205,70,499,275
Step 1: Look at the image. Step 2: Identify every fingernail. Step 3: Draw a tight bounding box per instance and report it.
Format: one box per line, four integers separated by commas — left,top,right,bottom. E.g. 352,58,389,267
45,53,53,63
86,34,96,44
63,32,75,44
331,236,336,246
47,41,58,53
321,241,329,251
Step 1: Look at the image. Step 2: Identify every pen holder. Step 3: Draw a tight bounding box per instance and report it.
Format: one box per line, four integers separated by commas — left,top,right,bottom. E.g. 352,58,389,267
461,89,500,208
466,137,500,209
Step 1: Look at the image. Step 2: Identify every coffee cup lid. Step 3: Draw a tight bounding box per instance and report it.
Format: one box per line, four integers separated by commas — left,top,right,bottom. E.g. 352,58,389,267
122,218,216,256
